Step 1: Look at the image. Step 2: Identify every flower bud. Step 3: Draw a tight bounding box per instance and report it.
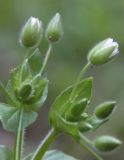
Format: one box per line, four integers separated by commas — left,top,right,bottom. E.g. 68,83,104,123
20,17,42,48
78,122,93,132
88,38,119,65
78,113,89,121
45,13,63,42
87,117,107,130
94,136,122,152
95,101,116,119
71,98,88,116
16,83,34,102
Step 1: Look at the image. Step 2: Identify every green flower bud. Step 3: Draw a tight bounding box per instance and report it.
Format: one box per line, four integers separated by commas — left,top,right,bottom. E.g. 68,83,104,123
45,13,63,42
71,98,88,116
87,116,108,130
20,17,42,48
78,122,93,132
94,136,122,152
78,113,89,121
95,101,116,119
88,38,119,65
16,83,34,102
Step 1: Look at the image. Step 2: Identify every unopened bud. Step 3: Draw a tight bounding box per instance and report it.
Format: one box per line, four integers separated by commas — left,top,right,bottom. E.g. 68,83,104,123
46,13,63,42
87,117,108,130
88,38,119,65
78,122,93,132
95,101,116,119
16,83,33,102
71,99,88,116
94,136,122,152
20,17,42,48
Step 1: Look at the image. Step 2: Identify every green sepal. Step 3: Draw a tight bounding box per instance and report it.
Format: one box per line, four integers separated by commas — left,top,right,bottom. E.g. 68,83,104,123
23,150,78,160
0,103,37,132
26,75,48,107
49,77,93,137
0,145,13,160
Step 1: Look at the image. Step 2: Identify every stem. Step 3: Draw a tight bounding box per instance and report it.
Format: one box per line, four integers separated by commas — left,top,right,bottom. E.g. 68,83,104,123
0,80,17,106
32,128,58,160
14,109,24,160
79,133,93,146
70,62,91,100
19,49,30,83
79,140,103,160
40,43,52,75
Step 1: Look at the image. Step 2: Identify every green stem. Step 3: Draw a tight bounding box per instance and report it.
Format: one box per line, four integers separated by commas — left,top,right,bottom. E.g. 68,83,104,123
19,49,30,83
79,133,93,146
32,128,58,160
70,62,91,100
40,43,52,75
14,109,24,160
79,140,103,160
0,80,17,106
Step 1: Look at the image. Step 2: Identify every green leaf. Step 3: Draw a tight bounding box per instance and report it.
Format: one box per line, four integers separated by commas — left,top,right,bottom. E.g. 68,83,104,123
49,77,93,136
0,103,37,132
43,150,78,160
0,145,13,160
5,80,20,107
23,150,78,160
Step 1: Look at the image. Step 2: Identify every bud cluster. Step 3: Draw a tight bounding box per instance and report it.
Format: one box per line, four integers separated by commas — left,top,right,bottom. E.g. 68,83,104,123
20,13,63,48
61,98,121,152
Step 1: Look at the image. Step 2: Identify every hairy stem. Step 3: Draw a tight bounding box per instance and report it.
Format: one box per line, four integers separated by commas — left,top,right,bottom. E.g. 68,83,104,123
70,62,91,100
40,43,52,75
32,128,58,160
14,109,24,160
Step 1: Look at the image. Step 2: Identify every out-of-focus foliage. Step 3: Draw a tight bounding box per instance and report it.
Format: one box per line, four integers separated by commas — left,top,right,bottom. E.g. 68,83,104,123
0,0,124,160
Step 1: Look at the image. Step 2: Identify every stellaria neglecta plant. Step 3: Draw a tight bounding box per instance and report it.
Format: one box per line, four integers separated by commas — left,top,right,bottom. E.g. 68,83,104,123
0,13,122,160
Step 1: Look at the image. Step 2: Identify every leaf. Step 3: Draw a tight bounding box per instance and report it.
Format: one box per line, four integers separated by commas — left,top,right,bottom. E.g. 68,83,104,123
43,150,78,160
0,103,37,132
23,150,78,160
0,145,13,160
6,80,20,106
49,77,93,136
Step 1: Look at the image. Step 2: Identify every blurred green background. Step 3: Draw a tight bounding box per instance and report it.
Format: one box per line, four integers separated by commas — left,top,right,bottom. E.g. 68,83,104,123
0,0,124,159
